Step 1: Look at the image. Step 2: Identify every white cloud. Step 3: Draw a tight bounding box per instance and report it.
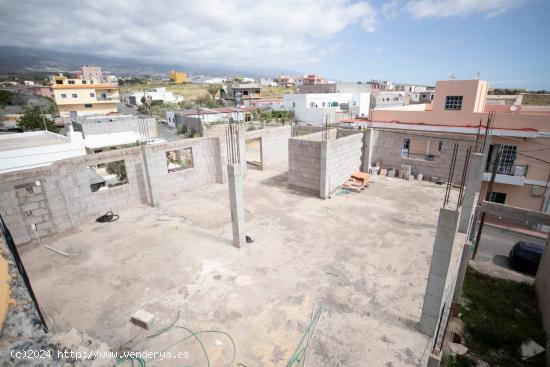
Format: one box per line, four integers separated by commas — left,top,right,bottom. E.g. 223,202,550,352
0,0,377,68
405,0,524,18
382,0,401,20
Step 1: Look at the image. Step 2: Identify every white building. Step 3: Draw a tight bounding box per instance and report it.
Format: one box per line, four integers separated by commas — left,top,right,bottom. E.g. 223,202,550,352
283,93,371,125
371,91,406,109
166,107,256,128
127,88,184,106
0,131,86,174
72,114,163,152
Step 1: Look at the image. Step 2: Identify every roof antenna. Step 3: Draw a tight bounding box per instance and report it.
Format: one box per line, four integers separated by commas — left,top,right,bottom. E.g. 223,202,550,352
475,71,480,80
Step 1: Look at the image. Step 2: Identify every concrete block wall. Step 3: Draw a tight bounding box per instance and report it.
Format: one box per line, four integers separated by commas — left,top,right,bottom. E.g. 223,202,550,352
245,126,291,168
150,138,223,201
291,125,323,137
370,129,476,184
203,124,246,182
288,137,321,192
327,132,363,192
0,138,224,246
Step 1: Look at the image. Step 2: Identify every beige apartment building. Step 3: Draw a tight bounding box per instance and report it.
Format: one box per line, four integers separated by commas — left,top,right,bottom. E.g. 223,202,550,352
342,79,550,217
51,74,120,117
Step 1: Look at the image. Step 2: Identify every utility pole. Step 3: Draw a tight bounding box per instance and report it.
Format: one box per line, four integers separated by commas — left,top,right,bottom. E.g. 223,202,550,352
39,106,48,131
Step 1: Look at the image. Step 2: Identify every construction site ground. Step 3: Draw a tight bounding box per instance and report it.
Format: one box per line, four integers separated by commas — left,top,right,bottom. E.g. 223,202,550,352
20,164,463,366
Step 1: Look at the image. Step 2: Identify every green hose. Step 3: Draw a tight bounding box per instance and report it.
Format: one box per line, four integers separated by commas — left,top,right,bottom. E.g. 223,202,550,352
117,311,236,367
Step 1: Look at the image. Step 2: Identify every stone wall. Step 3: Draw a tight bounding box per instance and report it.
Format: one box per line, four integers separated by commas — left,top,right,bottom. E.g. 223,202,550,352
0,137,225,246
370,129,476,184
245,126,291,169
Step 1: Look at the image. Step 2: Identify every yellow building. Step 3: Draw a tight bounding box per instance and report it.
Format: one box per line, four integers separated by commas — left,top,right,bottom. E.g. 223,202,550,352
169,71,187,84
51,74,120,117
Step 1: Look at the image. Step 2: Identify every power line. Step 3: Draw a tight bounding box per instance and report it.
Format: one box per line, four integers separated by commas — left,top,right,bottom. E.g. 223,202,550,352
515,151,550,166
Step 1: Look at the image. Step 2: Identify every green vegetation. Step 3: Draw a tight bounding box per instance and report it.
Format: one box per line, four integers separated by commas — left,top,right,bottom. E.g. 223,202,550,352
206,84,220,100
121,81,211,100
106,161,127,181
177,124,191,137
0,90,14,105
455,267,546,366
17,106,58,132
523,94,550,106
260,85,296,98
443,355,474,367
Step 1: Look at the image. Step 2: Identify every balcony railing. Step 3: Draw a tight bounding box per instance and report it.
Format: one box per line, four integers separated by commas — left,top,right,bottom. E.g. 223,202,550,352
95,96,119,101
487,163,528,177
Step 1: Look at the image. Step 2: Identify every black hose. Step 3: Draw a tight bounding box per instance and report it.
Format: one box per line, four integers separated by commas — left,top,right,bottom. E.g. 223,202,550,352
95,211,120,223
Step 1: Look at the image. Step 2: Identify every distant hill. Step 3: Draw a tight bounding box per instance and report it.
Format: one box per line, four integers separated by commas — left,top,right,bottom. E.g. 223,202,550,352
0,46,299,79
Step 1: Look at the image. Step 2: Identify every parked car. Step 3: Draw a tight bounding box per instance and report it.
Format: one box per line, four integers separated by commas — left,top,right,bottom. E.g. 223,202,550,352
508,241,544,275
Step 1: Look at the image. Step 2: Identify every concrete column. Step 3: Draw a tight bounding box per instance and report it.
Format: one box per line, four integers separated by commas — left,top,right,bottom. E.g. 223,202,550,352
419,208,460,337
319,140,330,199
452,243,472,303
141,145,159,207
227,164,245,248
458,153,483,233
362,129,373,173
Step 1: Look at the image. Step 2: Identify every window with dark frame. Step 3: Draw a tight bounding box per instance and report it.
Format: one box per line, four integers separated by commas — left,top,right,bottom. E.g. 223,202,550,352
488,192,507,204
444,96,463,110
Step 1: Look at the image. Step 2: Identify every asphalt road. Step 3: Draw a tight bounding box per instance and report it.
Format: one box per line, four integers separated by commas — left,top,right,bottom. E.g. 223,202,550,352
157,122,182,141
471,225,546,283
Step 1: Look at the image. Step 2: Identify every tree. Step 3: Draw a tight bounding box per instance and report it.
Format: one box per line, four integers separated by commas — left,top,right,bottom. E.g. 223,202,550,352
106,161,127,181
195,95,217,108
207,84,219,100
17,106,58,132
0,90,13,106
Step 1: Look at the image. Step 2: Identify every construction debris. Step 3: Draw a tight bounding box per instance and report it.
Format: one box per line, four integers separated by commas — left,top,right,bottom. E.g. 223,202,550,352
131,310,155,330
44,245,69,257
341,172,371,193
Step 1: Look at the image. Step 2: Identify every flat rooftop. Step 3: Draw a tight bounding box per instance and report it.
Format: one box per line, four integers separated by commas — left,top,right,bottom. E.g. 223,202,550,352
0,131,67,151
21,164,462,366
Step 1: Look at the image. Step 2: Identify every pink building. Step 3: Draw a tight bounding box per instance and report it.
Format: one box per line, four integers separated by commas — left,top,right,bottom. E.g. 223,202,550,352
343,79,550,218
26,85,53,98
81,65,103,81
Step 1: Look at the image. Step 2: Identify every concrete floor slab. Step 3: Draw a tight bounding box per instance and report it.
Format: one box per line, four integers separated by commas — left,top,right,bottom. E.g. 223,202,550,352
20,165,463,366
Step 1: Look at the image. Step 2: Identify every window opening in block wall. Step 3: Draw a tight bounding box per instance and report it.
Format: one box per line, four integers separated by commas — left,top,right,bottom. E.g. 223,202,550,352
87,160,128,192
166,148,194,173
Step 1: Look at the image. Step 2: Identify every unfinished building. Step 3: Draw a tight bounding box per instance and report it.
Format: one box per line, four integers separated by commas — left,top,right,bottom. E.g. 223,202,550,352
289,128,363,198
0,123,522,366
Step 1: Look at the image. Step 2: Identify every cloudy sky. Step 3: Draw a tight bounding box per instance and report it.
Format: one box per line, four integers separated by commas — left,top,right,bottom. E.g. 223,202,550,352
0,0,549,88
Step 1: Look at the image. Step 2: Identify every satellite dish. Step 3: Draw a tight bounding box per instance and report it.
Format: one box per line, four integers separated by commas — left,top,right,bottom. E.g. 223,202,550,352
449,73,456,80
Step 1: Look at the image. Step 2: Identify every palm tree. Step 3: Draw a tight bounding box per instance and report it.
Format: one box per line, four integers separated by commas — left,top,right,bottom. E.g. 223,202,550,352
207,84,219,101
